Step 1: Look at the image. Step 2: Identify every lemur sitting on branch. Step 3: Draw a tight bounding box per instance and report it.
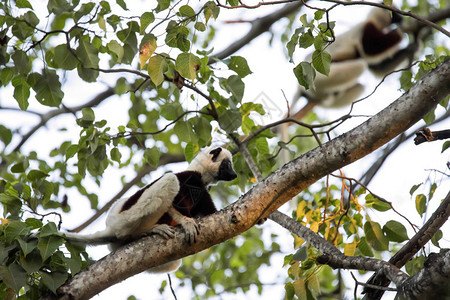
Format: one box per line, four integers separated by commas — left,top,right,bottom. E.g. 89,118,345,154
64,146,237,273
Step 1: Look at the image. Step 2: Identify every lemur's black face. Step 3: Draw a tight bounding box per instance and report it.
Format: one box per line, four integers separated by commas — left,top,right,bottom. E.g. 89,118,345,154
217,159,237,181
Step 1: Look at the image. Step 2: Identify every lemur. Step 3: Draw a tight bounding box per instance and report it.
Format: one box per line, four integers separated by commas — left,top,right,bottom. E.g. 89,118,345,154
303,6,405,108
64,146,237,272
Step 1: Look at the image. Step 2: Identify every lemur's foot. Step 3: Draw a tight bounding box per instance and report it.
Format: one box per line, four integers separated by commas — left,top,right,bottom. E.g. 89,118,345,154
179,218,199,244
150,224,176,239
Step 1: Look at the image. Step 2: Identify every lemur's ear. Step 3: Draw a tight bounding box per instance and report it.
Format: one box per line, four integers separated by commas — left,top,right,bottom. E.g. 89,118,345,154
209,147,222,162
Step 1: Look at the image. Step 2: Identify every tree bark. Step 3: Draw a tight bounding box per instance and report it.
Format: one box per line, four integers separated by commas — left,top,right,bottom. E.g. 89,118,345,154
52,60,450,300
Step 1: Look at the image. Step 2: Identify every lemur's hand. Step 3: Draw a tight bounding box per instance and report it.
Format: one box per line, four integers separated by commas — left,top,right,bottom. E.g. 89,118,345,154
179,217,199,244
150,224,176,239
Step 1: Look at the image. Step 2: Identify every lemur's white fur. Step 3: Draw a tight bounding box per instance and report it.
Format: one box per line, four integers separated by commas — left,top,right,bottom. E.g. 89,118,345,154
187,145,234,186
64,146,235,273
303,7,404,108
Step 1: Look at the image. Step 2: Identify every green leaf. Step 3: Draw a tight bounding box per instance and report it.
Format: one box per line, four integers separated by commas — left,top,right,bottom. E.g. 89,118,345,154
299,31,314,49
19,249,43,273
409,183,422,196
54,44,78,70
383,220,408,242
156,0,170,12
226,75,244,103
16,0,33,8
12,50,29,73
144,147,160,166
110,148,121,163
140,12,155,33
148,55,168,86
0,125,13,146
175,53,200,80
33,70,64,107
192,117,212,145
431,230,442,247
74,2,95,23
174,121,196,143
428,183,437,201
179,5,195,17
415,194,427,217
312,50,331,76
0,263,27,293
107,40,124,64
76,38,100,68
218,110,241,133
442,141,450,153
39,222,58,237
364,221,389,251
27,170,49,183
160,102,183,120
286,33,299,61
12,75,30,110
314,10,325,20
228,56,252,78
423,109,435,125
184,143,198,162
292,246,308,261
40,271,68,294
293,62,315,90
37,235,65,261
203,1,220,22
18,237,38,256
77,107,95,127
365,194,391,212
405,255,425,276
194,22,206,32
11,160,28,173
4,221,30,243
116,0,127,10
77,65,99,82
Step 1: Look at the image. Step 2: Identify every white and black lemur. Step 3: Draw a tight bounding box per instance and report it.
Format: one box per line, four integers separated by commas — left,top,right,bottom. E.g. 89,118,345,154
297,6,408,110
64,146,237,273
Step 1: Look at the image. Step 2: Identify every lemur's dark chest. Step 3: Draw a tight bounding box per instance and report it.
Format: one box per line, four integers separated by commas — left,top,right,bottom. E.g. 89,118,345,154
173,171,211,215
157,171,217,226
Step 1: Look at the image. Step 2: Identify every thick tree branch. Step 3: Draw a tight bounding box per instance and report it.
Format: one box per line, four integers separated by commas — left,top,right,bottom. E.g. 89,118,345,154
397,249,450,299
51,60,450,299
363,188,450,299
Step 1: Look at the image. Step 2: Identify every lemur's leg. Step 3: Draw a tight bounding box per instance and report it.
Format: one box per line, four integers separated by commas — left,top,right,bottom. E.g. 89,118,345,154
168,207,199,244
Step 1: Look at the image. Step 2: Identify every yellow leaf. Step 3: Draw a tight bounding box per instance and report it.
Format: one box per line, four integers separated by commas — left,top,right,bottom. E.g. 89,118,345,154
307,273,321,293
296,201,306,221
293,235,305,249
139,39,157,69
1,218,10,225
310,222,319,233
147,55,167,86
293,278,306,299
288,261,301,279
344,241,357,256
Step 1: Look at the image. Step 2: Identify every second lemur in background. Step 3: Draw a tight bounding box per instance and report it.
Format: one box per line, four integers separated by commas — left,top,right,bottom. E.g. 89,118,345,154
65,146,237,273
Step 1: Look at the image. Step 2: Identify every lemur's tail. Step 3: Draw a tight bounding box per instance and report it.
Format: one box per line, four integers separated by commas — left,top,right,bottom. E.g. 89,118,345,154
63,230,118,245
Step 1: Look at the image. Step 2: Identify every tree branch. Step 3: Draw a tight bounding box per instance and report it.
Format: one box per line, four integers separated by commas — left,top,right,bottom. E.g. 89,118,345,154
397,249,450,299
209,2,302,62
51,60,450,299
12,87,115,153
363,188,450,299
414,128,450,145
